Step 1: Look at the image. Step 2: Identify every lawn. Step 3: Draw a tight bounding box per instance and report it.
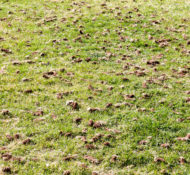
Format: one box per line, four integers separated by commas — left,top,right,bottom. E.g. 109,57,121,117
0,0,190,174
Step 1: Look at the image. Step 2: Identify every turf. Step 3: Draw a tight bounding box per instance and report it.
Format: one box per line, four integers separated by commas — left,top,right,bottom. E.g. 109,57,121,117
0,0,190,174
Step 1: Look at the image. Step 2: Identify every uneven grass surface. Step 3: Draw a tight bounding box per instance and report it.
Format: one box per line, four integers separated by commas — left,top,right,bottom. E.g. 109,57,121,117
0,0,190,174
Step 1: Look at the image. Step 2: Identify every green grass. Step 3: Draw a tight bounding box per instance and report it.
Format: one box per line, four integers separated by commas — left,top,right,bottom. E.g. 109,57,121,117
0,0,190,174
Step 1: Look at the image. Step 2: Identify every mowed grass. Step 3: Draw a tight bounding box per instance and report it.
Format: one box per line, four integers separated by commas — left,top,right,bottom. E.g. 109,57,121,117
0,0,190,174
